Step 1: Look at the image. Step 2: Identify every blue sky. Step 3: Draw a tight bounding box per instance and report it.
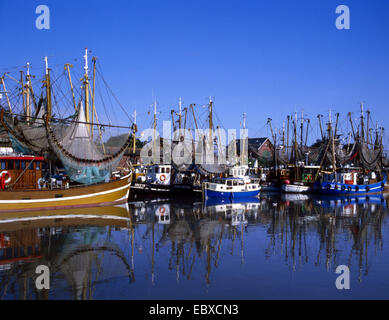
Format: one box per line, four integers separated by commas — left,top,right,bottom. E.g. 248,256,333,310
0,0,388,145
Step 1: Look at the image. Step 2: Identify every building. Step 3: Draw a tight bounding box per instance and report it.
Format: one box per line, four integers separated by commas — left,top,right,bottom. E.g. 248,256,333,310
235,137,274,166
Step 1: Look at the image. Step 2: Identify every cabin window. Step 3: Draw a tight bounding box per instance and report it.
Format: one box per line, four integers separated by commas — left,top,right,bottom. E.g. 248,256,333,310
161,167,165,173
227,180,233,186
7,160,14,170
166,168,170,173
15,160,20,170
21,161,26,170
36,161,41,170
28,162,34,170
0,161,5,170
233,180,238,186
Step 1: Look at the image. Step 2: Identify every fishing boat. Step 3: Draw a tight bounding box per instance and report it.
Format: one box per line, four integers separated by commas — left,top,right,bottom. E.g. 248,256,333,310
313,104,387,196
313,171,386,195
0,49,133,212
266,113,317,194
202,177,261,200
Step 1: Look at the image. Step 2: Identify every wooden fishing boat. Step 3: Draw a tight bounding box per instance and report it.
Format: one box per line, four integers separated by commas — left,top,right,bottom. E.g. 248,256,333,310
0,153,131,212
0,50,133,212
0,172,131,213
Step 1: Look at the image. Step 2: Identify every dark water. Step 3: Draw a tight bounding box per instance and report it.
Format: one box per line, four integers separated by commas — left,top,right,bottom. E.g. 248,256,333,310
1,193,389,300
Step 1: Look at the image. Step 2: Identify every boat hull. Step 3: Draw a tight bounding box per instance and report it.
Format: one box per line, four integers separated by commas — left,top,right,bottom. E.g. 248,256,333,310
281,184,312,193
0,173,132,213
313,175,386,195
130,182,202,197
204,188,260,200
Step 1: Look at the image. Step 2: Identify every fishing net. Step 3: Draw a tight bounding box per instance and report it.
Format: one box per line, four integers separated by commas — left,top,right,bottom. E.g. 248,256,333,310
47,103,131,184
358,142,382,170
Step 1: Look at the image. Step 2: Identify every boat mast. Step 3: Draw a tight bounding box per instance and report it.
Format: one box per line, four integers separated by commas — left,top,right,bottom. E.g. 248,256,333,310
366,109,370,145
293,112,299,178
282,120,285,156
178,97,182,130
20,71,26,115
208,97,213,147
317,114,324,140
300,111,304,148
65,63,77,111
132,110,137,154
360,102,365,144
183,107,188,141
44,56,52,118
25,62,37,120
0,75,12,113
153,99,157,161
242,112,247,165
25,63,32,121
304,118,310,147
91,56,97,141
83,48,90,132
329,110,336,173
286,115,290,161
348,112,356,140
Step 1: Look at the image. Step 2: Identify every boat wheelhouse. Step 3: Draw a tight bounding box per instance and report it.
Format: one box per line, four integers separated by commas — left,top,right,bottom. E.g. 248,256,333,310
146,164,172,185
0,155,45,190
203,177,261,200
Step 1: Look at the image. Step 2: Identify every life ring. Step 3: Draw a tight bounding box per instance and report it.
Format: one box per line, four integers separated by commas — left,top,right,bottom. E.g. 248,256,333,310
159,206,166,214
160,174,166,182
0,171,11,184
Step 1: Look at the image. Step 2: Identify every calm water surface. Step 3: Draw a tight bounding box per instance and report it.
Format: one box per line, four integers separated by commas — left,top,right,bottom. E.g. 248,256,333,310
1,193,389,300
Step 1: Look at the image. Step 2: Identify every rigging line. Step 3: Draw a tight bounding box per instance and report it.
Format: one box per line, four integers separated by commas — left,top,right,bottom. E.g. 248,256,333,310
2,110,133,130
95,63,131,122
96,75,112,127
102,74,120,133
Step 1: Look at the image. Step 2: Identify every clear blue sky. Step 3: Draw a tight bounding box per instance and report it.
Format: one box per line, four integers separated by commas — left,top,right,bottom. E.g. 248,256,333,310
0,0,388,145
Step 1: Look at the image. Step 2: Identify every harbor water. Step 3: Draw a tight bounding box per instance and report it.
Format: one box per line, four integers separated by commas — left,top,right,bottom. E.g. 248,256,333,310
1,193,389,300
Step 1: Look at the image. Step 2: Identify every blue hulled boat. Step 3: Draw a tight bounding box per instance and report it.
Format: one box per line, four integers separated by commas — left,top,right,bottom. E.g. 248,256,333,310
313,172,386,195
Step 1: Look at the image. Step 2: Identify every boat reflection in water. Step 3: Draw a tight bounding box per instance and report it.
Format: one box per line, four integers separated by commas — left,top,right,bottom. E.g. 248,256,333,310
1,193,389,299
0,204,134,300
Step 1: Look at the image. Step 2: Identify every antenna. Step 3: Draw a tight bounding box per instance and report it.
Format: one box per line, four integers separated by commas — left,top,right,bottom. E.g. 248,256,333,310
84,48,89,76
44,56,49,75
